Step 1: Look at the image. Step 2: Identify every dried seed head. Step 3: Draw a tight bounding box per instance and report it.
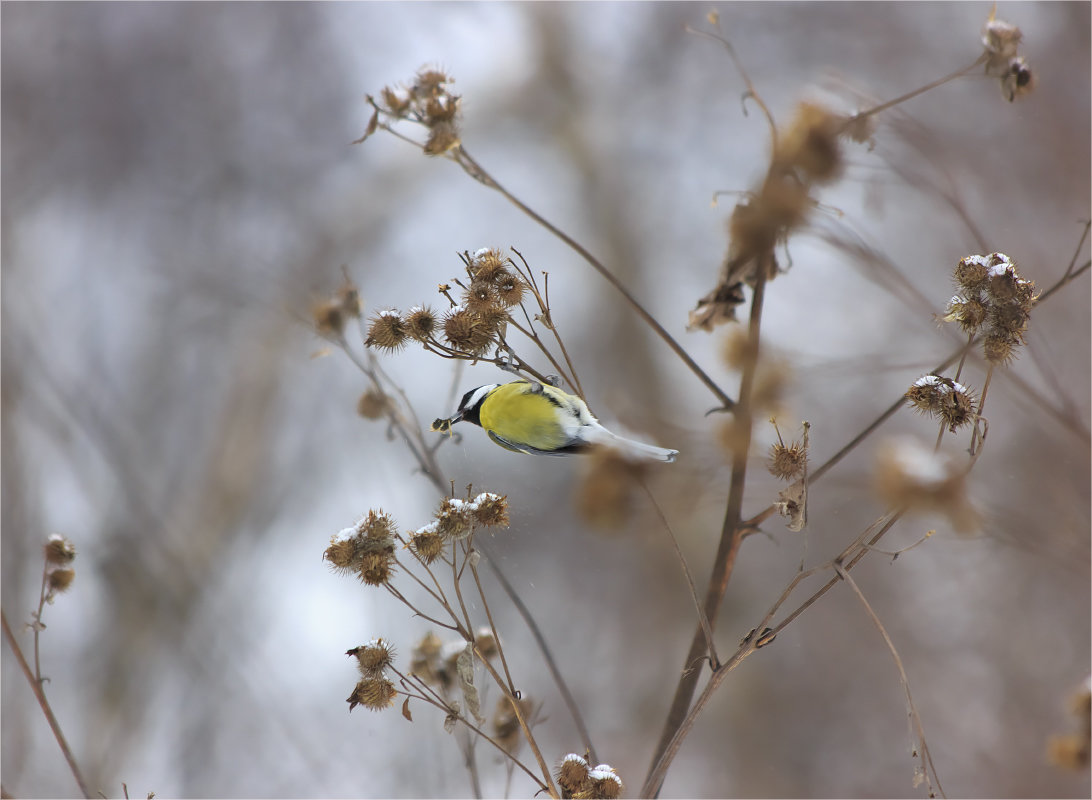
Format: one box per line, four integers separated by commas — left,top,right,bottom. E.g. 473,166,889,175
409,524,445,564
47,568,75,595
558,754,591,798
365,310,409,353
982,12,1023,73
494,273,527,307
474,305,509,339
875,437,980,533
424,121,460,156
575,449,646,530
954,255,991,293
356,510,396,543
588,765,623,800
472,492,510,528
44,534,76,566
359,549,396,586
424,95,459,124
474,627,499,659
380,86,412,117
312,300,345,338
443,308,492,355
405,306,438,342
943,295,988,334
436,498,475,539
347,676,397,712
357,388,390,420
905,375,976,433
465,280,498,313
982,331,1019,365
768,440,808,481
468,248,509,279
410,632,448,689
492,696,533,754
324,536,361,573
776,102,844,184
348,638,396,678
988,302,1029,340
414,67,453,99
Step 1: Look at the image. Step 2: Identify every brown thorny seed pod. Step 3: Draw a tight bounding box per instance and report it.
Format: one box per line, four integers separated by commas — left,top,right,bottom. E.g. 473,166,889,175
944,254,1035,365
556,754,623,800
44,534,76,566
409,526,445,564
464,280,498,313
472,493,510,528
357,388,389,420
405,306,437,342
347,676,397,712
443,308,493,356
905,375,976,433
768,440,808,481
435,497,475,539
312,300,345,338
47,568,76,594
347,639,396,678
365,310,409,353
468,250,510,284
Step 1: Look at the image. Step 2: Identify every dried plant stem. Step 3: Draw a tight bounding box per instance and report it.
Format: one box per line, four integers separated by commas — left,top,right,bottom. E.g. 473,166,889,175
641,511,903,796
473,652,560,798
451,146,736,411
641,479,720,667
1,610,92,799
833,562,944,797
397,671,547,792
849,54,988,122
645,255,770,796
485,557,599,766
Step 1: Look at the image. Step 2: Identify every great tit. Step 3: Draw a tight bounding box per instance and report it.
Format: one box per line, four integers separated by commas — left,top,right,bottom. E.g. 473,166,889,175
443,380,678,462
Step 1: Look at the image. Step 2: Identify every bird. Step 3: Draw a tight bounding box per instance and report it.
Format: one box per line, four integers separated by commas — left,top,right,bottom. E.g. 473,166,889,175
437,379,678,462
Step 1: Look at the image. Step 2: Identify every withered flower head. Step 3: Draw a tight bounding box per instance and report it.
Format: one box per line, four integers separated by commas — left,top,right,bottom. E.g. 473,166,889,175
365,310,409,353
47,568,76,596
474,627,500,659
587,765,623,800
443,307,493,355
380,86,412,117
465,280,498,313
492,696,533,754
775,102,844,184
768,438,808,481
44,534,76,566
436,498,475,540
557,754,591,798
414,67,453,100
982,12,1023,72
348,638,396,678
404,306,437,342
324,534,362,573
494,273,527,307
468,248,511,283
954,255,991,293
943,294,988,335
409,523,445,565
905,375,976,433
312,300,345,339
471,492,510,528
424,121,461,156
347,676,397,712
357,388,390,420
875,437,979,533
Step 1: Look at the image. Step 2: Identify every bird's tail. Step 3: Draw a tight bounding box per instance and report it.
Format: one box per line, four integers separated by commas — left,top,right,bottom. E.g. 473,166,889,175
583,423,679,463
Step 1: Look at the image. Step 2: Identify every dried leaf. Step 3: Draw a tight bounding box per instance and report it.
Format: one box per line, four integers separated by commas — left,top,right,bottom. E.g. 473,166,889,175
456,643,484,725
401,697,413,722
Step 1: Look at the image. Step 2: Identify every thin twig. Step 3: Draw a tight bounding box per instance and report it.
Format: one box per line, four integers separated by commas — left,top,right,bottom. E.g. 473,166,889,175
833,561,946,798
1,610,92,799
641,479,720,668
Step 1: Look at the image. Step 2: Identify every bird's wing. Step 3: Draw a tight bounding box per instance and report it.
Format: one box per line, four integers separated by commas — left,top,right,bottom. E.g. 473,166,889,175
487,430,590,457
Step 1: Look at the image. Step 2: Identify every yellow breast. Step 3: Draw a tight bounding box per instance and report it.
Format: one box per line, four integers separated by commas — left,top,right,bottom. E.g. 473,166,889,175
478,382,571,450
